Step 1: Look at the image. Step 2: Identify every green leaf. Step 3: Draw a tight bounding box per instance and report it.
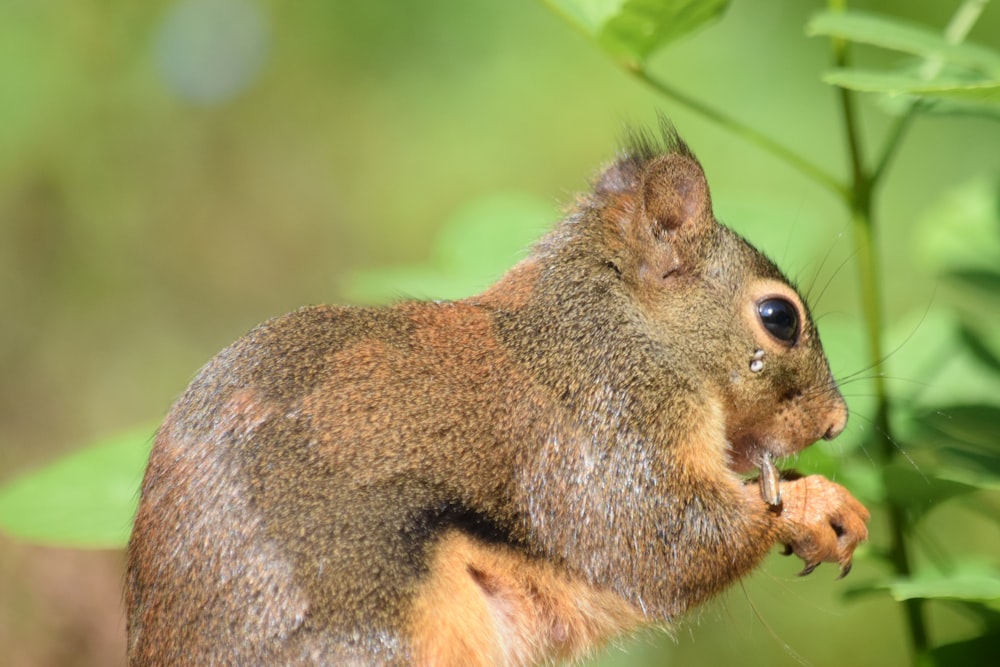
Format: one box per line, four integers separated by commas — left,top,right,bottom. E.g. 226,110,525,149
0,426,155,548
914,174,1000,278
960,325,1000,376
946,269,1000,308
914,81,1000,105
938,444,1000,486
886,563,1000,602
885,310,1000,414
917,404,1000,452
343,192,551,303
910,405,1000,482
544,0,729,69
544,0,628,33
882,463,986,522
939,280,1000,376
884,310,1000,484
808,10,1000,118
821,68,1000,107
927,633,1000,667
914,175,1000,367
807,10,1000,77
884,94,1000,120
849,567,1000,616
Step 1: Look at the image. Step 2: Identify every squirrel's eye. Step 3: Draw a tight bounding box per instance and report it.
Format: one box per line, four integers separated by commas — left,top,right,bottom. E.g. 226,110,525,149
757,298,799,344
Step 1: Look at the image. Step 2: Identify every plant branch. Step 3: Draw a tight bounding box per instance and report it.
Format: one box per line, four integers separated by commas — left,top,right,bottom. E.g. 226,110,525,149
632,69,847,198
944,0,990,44
871,107,918,186
828,0,929,660
831,32,882,395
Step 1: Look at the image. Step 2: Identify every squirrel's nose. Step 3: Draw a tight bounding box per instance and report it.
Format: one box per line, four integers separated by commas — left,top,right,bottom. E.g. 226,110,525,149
823,398,848,440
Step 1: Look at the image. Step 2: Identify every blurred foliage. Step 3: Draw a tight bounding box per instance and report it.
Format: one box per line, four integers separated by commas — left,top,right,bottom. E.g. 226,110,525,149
344,193,551,303
0,0,998,665
545,0,730,69
0,426,154,549
809,9,1000,117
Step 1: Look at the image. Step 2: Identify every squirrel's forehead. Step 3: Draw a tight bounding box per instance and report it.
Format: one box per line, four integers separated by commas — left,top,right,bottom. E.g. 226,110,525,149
720,226,789,282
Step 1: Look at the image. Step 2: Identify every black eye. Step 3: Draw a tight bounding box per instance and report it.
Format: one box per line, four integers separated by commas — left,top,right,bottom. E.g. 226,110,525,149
757,298,799,344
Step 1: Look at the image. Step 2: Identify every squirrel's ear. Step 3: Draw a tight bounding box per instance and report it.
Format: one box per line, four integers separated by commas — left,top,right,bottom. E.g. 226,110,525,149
641,154,712,236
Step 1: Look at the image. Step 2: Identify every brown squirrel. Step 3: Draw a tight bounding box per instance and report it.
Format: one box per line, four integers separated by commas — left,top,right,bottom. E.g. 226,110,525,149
126,124,869,666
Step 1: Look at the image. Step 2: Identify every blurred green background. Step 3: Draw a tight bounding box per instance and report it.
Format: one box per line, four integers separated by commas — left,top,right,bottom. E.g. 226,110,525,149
0,0,997,665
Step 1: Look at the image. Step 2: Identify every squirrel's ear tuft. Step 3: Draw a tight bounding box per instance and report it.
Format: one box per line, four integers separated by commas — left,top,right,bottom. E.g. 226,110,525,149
641,153,712,236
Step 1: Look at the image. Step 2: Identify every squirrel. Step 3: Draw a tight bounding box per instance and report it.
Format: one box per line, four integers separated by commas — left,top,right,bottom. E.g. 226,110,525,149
126,123,870,666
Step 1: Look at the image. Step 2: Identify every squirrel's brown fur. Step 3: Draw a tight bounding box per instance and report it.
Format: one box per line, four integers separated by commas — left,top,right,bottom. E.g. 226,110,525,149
126,125,869,666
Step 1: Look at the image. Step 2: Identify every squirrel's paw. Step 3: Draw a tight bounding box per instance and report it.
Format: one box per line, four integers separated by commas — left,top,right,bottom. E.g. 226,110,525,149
773,475,870,578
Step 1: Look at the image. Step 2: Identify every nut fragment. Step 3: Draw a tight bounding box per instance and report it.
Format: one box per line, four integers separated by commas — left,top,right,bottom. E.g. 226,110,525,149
759,452,781,506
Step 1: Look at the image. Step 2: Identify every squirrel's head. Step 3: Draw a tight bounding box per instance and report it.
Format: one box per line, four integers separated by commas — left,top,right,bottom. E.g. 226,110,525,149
586,124,848,475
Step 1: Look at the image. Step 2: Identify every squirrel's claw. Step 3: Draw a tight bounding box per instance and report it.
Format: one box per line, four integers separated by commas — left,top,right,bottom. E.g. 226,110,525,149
773,475,870,580
797,562,820,577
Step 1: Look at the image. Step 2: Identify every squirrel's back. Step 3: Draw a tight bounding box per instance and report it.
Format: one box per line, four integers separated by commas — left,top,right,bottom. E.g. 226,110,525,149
127,300,640,664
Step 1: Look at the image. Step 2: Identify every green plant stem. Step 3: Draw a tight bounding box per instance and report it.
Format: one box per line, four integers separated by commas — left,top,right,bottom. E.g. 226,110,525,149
829,1,929,661
944,0,990,44
871,107,918,186
632,69,847,198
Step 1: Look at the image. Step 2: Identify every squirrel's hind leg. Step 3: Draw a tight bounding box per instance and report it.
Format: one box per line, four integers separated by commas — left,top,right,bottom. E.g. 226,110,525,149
407,531,643,667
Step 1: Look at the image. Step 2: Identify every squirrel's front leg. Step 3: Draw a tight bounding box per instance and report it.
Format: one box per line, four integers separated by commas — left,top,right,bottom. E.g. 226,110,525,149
747,475,870,577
